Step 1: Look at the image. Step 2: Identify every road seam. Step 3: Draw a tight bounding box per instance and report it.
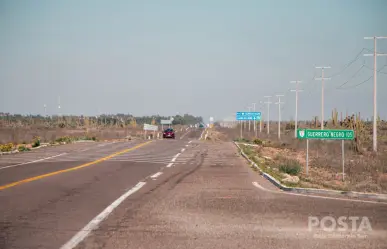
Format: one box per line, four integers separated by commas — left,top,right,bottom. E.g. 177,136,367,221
59,181,146,249
0,153,68,170
0,141,152,191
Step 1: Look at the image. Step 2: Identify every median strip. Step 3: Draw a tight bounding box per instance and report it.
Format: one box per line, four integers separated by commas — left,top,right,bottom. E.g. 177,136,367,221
0,141,152,191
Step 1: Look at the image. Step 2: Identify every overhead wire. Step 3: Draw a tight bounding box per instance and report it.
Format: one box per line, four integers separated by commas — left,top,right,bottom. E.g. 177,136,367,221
335,65,366,89
326,48,368,78
336,76,373,90
363,64,387,74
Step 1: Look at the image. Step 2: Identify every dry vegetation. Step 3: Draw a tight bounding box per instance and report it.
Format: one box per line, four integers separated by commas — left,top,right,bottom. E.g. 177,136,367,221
217,112,387,194
0,114,201,145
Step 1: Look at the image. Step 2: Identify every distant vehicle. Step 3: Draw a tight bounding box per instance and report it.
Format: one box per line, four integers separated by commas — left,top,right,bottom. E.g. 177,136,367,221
199,124,204,128
163,128,175,139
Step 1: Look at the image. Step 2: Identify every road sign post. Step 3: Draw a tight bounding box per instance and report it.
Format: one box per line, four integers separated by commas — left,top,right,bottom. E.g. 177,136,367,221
342,140,345,181
144,124,158,139
297,129,354,180
240,120,243,139
306,139,309,175
236,112,261,139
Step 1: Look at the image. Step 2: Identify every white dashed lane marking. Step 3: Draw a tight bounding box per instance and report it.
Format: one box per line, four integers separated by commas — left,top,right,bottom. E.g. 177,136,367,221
60,182,146,249
0,153,68,170
150,172,163,179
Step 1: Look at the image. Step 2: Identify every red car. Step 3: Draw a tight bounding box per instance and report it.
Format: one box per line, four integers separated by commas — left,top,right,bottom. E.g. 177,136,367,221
163,128,175,139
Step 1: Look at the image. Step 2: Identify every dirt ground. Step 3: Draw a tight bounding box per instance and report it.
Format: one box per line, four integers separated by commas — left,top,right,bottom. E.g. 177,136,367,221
215,125,387,194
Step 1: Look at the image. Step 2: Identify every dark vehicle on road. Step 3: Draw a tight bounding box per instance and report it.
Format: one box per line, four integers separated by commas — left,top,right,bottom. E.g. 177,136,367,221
163,128,175,139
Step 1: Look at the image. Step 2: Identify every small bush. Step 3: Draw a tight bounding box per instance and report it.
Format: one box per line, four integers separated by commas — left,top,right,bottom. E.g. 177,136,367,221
32,136,41,148
56,136,73,143
18,145,30,152
279,159,302,176
253,138,263,145
243,146,255,156
285,122,295,130
0,143,14,152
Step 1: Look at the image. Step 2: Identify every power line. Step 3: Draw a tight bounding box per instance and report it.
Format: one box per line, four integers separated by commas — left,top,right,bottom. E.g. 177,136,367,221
326,48,368,78
334,65,366,89
337,76,373,90
364,64,387,74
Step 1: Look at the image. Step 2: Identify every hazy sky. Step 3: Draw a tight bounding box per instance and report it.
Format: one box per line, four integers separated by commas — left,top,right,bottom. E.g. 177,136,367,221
1,0,387,122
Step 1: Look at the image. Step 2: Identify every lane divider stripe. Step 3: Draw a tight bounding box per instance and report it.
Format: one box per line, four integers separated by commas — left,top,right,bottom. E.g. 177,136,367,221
0,153,68,170
60,181,146,249
0,141,152,191
150,172,163,179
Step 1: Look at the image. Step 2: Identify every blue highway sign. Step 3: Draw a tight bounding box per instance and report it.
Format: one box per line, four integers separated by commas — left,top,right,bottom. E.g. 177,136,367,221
236,112,261,121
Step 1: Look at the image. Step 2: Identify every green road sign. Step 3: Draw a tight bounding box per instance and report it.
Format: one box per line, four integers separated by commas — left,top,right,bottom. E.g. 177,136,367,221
297,129,354,140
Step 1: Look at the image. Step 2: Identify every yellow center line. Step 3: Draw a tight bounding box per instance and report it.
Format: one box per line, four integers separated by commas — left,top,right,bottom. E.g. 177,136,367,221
0,141,153,191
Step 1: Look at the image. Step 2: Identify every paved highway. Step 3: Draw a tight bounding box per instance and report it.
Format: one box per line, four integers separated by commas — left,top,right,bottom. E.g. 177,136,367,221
0,128,386,249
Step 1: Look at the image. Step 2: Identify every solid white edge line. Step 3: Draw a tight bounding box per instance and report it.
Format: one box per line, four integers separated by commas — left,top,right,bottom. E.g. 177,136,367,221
150,172,163,179
60,181,146,249
166,163,174,168
252,181,387,205
0,153,68,170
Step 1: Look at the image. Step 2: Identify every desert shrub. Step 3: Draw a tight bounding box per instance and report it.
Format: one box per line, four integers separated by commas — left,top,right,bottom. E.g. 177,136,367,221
253,138,263,145
235,138,250,143
0,143,14,152
18,145,30,152
55,136,73,143
32,136,41,148
279,159,302,175
285,122,295,130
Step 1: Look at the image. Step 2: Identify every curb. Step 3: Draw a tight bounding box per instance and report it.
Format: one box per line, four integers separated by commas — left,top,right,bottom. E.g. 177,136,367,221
234,142,387,201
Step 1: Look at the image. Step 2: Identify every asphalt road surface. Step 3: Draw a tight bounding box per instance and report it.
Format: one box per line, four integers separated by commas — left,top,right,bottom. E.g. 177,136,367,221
0,128,386,249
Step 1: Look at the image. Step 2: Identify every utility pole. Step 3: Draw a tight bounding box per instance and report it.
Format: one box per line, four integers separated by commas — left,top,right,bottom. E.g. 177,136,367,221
44,104,47,117
259,101,263,133
248,106,252,132
264,96,272,134
58,96,61,124
290,80,303,138
252,103,256,134
252,103,257,137
275,95,284,140
364,36,387,152
315,66,331,130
